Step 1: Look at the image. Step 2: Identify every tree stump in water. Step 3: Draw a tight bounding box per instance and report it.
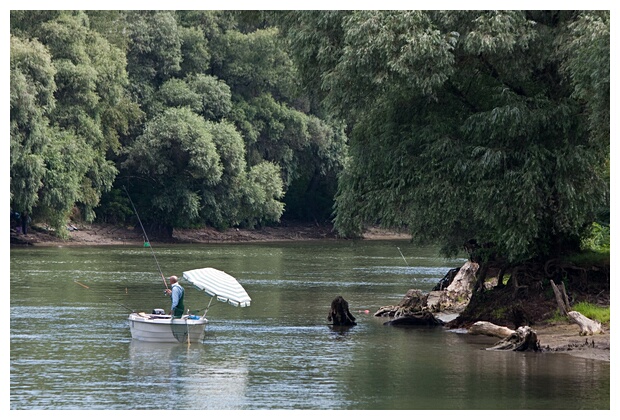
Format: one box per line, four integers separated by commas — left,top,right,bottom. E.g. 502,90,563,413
383,310,445,326
374,289,444,327
487,326,540,352
327,296,357,326
374,289,427,317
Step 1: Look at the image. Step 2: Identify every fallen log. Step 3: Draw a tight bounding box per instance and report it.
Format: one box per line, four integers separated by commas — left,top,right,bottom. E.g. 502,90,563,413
487,326,540,352
567,311,603,335
468,321,515,339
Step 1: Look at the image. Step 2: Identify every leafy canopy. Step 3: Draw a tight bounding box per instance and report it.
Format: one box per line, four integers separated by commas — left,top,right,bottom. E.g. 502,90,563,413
281,10,609,262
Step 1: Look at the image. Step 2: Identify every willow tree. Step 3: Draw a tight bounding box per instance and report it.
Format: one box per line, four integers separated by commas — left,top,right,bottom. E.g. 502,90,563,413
122,107,223,235
10,35,56,219
10,11,140,232
122,107,284,235
279,10,609,263
213,24,347,222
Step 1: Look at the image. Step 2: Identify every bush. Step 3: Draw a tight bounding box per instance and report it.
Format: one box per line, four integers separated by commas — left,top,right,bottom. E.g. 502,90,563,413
580,222,610,253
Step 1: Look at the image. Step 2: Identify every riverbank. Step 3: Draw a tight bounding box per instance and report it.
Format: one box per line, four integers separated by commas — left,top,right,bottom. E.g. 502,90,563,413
531,322,610,362
10,221,610,362
9,221,411,246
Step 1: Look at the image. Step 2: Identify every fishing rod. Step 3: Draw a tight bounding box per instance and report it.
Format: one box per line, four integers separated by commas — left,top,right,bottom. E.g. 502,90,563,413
123,186,168,290
397,247,409,266
74,280,136,313
397,247,420,284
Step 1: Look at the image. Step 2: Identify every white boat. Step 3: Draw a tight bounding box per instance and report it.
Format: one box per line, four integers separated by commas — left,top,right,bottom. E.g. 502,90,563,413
128,267,252,343
128,312,208,343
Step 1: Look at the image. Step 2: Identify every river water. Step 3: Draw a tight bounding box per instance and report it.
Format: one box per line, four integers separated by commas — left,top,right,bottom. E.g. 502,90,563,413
10,241,610,410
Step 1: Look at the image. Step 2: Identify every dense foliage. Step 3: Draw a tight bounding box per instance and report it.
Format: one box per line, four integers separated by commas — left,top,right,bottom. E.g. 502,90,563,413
278,10,610,263
10,10,346,236
10,10,609,266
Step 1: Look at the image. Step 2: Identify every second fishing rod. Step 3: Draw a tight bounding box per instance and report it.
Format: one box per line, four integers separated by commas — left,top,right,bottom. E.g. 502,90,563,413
123,186,169,291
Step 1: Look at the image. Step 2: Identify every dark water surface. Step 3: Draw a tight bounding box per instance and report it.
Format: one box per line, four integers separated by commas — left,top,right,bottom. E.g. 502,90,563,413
10,241,610,409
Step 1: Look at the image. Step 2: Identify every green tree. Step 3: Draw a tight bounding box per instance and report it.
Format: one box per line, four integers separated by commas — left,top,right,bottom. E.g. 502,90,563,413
187,74,233,121
12,10,348,233
178,25,212,77
122,107,285,234
36,129,100,230
154,78,202,114
216,27,296,100
124,10,182,117
185,15,347,223
198,120,248,228
558,11,610,224
282,10,609,263
10,11,140,229
238,161,285,228
10,35,56,217
122,107,223,234
201,121,284,228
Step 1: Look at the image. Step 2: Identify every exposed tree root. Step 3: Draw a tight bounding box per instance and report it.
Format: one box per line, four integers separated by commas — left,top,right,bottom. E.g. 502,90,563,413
487,326,541,352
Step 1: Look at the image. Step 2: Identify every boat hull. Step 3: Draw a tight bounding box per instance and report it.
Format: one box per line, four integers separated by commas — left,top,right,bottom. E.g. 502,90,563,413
128,312,208,343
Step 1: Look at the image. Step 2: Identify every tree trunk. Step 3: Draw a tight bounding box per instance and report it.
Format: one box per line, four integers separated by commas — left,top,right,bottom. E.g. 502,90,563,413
495,265,507,289
432,262,478,312
474,262,489,293
550,280,571,315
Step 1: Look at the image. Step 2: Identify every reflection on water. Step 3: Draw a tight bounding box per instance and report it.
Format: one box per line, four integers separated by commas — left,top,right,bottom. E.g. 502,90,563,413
10,241,610,409
128,341,250,409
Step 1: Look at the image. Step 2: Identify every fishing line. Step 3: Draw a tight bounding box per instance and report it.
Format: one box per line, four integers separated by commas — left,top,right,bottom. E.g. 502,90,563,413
123,185,168,290
397,247,419,283
74,280,136,313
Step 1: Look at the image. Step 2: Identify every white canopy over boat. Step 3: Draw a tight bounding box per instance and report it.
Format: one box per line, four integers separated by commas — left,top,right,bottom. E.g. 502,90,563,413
183,267,252,307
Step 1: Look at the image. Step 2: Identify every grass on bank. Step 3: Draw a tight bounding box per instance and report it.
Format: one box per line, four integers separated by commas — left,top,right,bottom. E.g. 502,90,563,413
571,302,610,324
549,302,610,324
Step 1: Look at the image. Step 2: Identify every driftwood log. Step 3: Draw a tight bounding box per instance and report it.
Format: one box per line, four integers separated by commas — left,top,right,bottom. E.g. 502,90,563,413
550,280,603,335
567,311,603,335
486,326,540,352
469,321,540,351
468,321,515,339
327,296,357,326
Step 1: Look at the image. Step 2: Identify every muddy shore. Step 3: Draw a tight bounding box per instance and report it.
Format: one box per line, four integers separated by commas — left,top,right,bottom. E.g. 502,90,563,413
10,222,610,362
10,222,411,246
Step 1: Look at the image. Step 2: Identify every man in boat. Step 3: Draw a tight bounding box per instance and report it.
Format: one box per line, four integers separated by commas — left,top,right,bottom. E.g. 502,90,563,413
165,275,185,318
